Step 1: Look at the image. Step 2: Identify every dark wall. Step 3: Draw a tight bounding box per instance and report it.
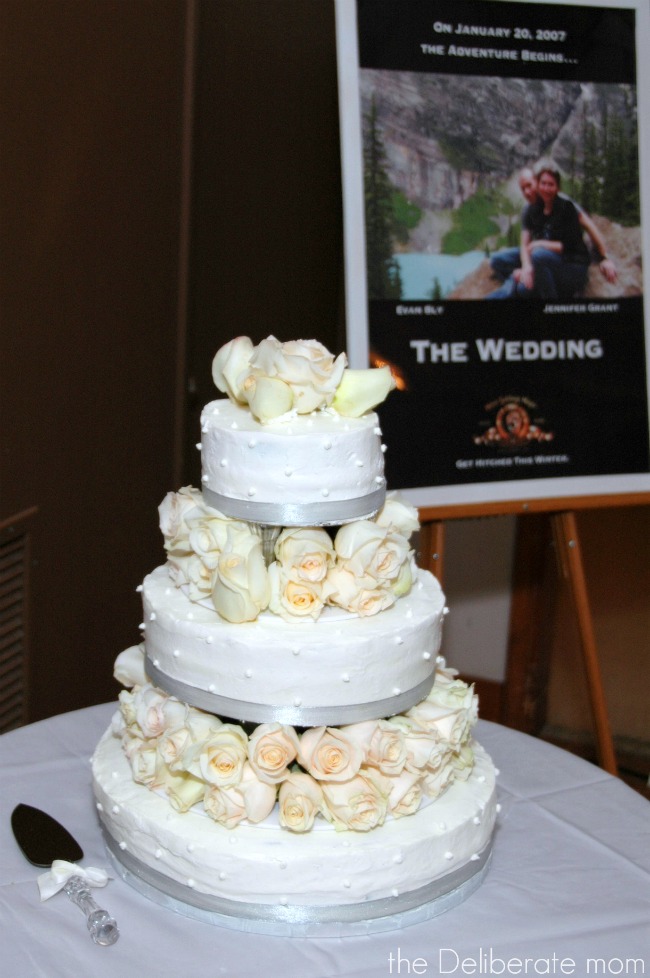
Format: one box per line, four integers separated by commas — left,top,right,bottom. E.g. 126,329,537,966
1,0,190,720
1,0,345,720
183,0,344,485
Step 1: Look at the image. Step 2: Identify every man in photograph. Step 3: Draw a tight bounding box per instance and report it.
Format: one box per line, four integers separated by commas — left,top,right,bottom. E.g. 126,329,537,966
488,166,618,298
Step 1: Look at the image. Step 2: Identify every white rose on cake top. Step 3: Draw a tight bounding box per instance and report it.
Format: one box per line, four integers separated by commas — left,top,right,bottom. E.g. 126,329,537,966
211,335,394,422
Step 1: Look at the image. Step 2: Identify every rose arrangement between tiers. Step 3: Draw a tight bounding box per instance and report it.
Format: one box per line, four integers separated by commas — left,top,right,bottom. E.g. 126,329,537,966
159,487,420,624
112,649,478,833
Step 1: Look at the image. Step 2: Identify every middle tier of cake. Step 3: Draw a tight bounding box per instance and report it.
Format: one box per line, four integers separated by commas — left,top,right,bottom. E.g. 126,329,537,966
141,565,446,725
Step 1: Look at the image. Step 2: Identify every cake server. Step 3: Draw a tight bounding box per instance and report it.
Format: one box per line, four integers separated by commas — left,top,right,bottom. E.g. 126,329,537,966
11,803,119,945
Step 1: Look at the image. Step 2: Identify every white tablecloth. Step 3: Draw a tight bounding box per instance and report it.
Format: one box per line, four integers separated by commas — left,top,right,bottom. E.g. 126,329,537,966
1,704,648,978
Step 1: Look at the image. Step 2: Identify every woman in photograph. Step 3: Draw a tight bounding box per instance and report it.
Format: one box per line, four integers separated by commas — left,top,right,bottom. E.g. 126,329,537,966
516,164,591,300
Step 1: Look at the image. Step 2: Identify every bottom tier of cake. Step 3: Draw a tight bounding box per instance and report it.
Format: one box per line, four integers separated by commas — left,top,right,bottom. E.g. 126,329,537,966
92,726,497,936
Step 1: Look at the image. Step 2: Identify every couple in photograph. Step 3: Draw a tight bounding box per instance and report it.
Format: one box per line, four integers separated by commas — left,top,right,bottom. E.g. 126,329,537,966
488,164,618,300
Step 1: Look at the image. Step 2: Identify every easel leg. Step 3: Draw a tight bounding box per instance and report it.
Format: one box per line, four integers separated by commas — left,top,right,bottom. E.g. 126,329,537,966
502,514,553,735
552,511,618,775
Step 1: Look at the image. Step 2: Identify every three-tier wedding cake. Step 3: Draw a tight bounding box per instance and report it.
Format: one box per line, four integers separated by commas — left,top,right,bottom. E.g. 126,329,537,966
92,336,497,935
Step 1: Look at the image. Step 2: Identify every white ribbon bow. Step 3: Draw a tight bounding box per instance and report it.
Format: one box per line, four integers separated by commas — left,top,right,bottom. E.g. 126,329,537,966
37,860,111,901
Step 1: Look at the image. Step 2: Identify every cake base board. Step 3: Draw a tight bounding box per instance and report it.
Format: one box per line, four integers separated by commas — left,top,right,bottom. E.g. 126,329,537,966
104,830,492,938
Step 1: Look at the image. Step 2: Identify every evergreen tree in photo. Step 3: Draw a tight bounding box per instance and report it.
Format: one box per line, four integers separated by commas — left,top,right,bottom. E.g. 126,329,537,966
391,190,421,246
565,144,579,202
606,88,640,225
601,114,628,220
363,97,402,299
579,87,639,226
581,111,602,215
623,117,640,225
429,277,444,301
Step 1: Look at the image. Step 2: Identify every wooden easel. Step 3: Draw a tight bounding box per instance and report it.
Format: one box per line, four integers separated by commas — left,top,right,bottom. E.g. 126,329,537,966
418,491,650,778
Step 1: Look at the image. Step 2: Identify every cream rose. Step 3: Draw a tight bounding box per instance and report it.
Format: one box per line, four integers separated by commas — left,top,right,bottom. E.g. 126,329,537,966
183,723,248,788
330,365,395,417
247,723,300,784
157,706,224,772
126,740,158,786
452,743,475,781
158,486,206,550
211,335,254,403
391,554,415,598
267,562,326,621
298,726,364,782
427,679,478,718
337,720,377,766
157,725,195,771
425,739,453,776
385,768,423,818
203,784,247,828
212,527,270,623
411,680,478,748
164,771,206,813
325,566,394,617
434,657,459,685
132,685,187,740
243,374,294,422
118,688,137,728
203,763,276,827
113,644,147,688
111,707,127,738
387,715,439,773
374,494,420,538
420,757,456,799
321,769,391,832
365,719,408,776
186,514,242,569
406,700,472,749
334,520,410,585
186,709,225,741
168,552,216,601
248,336,347,415
236,762,278,822
156,707,223,772
278,771,325,832
274,526,335,583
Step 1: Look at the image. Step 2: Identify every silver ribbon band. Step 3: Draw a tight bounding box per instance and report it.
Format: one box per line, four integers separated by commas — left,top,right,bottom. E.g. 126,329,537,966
103,828,492,937
145,655,435,725
201,486,386,526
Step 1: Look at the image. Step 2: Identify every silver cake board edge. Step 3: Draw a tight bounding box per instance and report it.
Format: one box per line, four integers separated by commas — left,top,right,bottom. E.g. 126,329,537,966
104,829,492,938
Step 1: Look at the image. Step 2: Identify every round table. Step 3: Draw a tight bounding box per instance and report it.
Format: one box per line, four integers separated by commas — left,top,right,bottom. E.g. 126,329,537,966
1,703,648,978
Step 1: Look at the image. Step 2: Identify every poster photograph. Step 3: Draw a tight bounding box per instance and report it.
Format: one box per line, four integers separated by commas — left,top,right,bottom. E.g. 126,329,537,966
335,0,650,508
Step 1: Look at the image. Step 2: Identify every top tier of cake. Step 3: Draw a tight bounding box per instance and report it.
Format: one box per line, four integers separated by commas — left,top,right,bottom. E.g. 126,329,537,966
203,335,396,527
200,400,387,526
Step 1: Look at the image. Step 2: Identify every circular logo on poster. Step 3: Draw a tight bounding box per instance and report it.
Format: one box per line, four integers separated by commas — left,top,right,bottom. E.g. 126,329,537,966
495,403,530,443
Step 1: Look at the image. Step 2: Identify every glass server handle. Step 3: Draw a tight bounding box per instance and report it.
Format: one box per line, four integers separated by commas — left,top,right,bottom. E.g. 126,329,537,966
63,875,119,945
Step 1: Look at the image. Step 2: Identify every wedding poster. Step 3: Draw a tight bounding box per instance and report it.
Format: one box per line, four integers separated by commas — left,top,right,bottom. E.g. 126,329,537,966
336,0,650,507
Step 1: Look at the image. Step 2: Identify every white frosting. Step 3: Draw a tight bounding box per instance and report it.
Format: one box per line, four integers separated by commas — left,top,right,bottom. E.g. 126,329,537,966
141,566,446,723
93,727,496,908
200,400,386,521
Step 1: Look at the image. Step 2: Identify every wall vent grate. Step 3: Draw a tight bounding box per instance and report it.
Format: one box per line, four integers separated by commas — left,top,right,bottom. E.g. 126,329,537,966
0,514,34,733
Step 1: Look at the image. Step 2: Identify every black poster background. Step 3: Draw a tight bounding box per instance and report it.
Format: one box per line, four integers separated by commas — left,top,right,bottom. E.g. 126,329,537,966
345,0,650,500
